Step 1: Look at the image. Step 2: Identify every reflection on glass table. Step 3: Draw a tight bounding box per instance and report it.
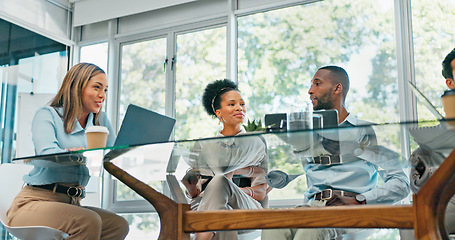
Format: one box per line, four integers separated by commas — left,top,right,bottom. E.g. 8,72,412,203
14,120,455,240
102,120,455,240
13,145,134,177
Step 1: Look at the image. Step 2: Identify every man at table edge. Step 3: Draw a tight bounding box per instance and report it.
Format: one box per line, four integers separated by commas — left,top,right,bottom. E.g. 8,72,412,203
262,65,410,240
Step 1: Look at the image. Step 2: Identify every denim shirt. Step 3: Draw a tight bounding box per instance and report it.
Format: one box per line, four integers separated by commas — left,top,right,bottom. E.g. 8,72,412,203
296,114,410,204
23,106,116,187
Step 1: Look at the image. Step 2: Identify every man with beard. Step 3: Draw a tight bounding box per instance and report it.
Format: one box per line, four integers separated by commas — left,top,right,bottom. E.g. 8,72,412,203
309,65,349,122
262,65,409,240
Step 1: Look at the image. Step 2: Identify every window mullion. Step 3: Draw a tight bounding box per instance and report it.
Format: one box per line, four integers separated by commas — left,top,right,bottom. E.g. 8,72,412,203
166,32,177,133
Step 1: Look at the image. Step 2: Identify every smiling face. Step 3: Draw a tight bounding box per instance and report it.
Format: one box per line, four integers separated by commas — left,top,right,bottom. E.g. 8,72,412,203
81,73,108,115
308,69,339,110
215,90,246,127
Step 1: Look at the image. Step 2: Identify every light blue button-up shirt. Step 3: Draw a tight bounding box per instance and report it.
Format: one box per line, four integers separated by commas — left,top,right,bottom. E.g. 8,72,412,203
297,114,410,204
23,106,116,187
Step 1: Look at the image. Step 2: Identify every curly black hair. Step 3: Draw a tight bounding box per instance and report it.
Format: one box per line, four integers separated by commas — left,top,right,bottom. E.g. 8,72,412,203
202,79,239,117
442,48,455,79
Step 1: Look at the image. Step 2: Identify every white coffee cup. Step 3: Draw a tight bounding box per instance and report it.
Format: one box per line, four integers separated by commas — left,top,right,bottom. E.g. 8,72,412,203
85,126,109,149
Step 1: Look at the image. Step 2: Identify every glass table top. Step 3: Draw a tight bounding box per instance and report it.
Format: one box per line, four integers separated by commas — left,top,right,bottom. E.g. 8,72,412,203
12,119,455,239
13,119,455,204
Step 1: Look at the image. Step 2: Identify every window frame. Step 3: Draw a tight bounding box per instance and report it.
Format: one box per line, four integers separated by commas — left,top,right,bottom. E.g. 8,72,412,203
101,19,228,212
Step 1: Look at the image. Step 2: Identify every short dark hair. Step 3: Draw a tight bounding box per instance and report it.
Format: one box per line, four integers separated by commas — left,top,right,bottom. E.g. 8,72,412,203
319,65,350,98
202,79,239,117
442,48,455,79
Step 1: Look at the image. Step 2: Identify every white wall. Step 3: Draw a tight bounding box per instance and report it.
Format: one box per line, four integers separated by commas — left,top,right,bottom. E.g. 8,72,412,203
77,0,322,43
0,0,321,46
73,0,197,27
0,0,72,45
79,0,227,42
117,0,227,37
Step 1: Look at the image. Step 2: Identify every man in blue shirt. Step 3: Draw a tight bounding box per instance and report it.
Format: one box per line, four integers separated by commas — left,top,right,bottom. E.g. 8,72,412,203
262,66,410,239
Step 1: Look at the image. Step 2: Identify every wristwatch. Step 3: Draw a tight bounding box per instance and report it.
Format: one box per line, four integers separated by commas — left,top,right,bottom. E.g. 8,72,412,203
355,194,367,204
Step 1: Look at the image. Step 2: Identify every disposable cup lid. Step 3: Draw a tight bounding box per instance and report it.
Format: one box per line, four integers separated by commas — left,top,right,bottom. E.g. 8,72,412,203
85,126,109,134
442,89,455,97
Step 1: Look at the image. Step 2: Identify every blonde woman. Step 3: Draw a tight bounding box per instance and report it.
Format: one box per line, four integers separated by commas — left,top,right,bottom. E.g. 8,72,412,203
7,63,129,240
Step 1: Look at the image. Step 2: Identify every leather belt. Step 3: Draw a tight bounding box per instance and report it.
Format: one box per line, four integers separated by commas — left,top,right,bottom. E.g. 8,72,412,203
313,189,357,201
30,184,86,198
310,155,343,165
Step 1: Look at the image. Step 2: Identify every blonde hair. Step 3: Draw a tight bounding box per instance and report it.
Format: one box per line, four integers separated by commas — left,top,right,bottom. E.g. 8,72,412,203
50,63,106,134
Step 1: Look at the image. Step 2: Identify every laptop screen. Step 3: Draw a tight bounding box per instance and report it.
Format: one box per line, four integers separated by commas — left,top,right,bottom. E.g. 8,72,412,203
114,104,176,147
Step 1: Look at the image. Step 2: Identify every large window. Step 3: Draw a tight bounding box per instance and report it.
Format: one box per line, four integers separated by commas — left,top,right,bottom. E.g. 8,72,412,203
112,26,227,238
113,37,168,204
80,42,108,73
238,0,398,124
411,0,455,121
109,0,410,205
120,38,167,118
237,0,401,201
175,26,227,140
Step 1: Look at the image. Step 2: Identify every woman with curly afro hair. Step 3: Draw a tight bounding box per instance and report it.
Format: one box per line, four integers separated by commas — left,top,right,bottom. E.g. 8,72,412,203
181,79,269,240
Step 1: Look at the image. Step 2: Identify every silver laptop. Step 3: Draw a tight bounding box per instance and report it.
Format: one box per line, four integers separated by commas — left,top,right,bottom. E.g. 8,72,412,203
114,104,176,147
104,104,176,161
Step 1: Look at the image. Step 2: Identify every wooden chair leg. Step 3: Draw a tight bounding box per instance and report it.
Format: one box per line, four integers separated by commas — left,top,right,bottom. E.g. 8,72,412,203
413,149,455,240
104,162,190,240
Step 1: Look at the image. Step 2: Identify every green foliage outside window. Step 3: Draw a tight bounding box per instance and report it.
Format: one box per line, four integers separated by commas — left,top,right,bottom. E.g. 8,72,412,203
117,0,455,238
